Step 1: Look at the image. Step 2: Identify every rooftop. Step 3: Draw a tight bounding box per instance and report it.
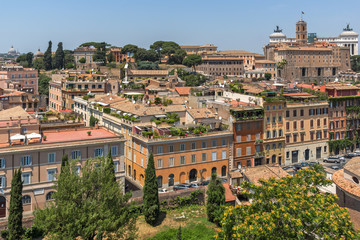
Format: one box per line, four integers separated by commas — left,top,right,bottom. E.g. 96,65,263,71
175,87,192,96
0,106,33,121
242,164,290,186
128,70,168,76
333,169,360,198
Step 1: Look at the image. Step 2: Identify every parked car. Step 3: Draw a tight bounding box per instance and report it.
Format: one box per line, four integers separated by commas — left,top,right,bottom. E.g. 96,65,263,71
283,166,296,170
221,178,228,183
323,156,344,163
173,183,192,191
354,151,360,156
344,153,357,158
190,182,201,188
300,162,309,167
309,161,319,166
200,180,210,186
293,164,302,170
330,165,340,170
158,188,168,193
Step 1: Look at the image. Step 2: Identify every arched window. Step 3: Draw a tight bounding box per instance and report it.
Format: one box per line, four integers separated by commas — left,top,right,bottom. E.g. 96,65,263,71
211,167,217,174
128,165,131,176
133,169,136,181
189,169,197,182
221,166,227,177
272,155,276,163
157,176,163,188
168,174,174,187
353,177,359,184
22,195,31,205
46,191,55,201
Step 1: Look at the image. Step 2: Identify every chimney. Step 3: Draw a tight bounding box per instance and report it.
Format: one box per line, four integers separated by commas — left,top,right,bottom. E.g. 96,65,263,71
10,117,12,121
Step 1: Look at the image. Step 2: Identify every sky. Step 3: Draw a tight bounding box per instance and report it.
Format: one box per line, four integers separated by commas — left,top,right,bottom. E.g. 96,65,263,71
3,0,360,55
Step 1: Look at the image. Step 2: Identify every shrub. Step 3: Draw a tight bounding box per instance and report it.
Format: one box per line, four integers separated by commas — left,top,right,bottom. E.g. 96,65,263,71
103,107,111,114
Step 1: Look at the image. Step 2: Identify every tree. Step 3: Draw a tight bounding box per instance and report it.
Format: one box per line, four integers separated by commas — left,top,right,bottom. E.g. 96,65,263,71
26,52,34,67
265,73,272,80
177,226,182,240
38,74,51,96
34,158,136,239
206,173,225,224
93,42,107,64
351,55,360,72
121,44,138,55
33,57,45,70
53,42,65,69
182,55,202,72
61,154,68,170
8,168,23,240
134,48,158,62
137,61,159,70
64,50,75,69
79,57,86,64
89,115,98,127
44,41,53,70
108,52,115,63
169,49,187,65
216,165,359,239
143,153,160,225
16,52,33,67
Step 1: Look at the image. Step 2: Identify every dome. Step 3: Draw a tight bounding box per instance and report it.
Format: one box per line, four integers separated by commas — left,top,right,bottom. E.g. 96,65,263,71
8,46,16,54
35,49,44,56
340,30,359,37
270,32,286,38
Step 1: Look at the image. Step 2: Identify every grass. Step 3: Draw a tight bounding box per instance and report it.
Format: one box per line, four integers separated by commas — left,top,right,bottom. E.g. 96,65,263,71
136,205,217,240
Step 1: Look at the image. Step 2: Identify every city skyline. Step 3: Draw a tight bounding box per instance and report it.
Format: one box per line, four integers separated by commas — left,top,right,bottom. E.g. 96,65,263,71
3,0,360,54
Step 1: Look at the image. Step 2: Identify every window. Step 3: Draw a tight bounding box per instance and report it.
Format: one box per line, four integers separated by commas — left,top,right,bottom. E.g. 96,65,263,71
169,157,175,167
279,129,283,137
48,153,55,163
169,144,174,153
222,150,227,160
157,159,163,168
273,130,277,138
236,148,242,157
22,195,31,205
272,117,276,123
22,173,31,185
0,176,5,188
202,153,207,161
286,135,290,143
212,152,217,161
111,146,118,156
300,120,304,129
236,136,241,142
293,110,297,117
133,154,136,163
180,156,185,165
279,104,282,110
317,131,322,140
21,155,32,166
47,169,56,181
246,147,251,155
212,139,217,147
286,151,290,159
201,141,207,148
286,122,290,130
191,142,196,150
293,121,297,130
247,134,251,141
300,109,304,116
221,166,227,177
0,158,5,168
94,148,103,157
293,134,297,142
278,116,282,122
236,124,241,131
157,146,163,154
323,118,327,126
317,119,321,127
46,191,55,201
266,106,270,110
266,131,271,139
222,139,227,146
267,117,270,124
310,120,313,128
191,154,196,163
278,143,282,148
133,142,137,149
180,143,185,151
141,158,144,167
71,150,81,160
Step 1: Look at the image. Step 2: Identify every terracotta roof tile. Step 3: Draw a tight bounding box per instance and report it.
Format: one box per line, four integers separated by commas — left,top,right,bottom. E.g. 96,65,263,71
333,169,360,197
242,164,289,186
175,87,192,96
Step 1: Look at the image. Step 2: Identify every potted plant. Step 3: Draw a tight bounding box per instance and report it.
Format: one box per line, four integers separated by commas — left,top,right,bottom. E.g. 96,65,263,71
87,131,91,136
43,135,47,141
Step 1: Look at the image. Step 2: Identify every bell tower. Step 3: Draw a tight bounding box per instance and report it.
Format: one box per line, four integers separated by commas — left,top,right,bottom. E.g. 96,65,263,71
296,18,307,45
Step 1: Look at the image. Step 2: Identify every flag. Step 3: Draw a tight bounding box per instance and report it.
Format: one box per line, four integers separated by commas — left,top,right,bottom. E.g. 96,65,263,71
302,11,305,14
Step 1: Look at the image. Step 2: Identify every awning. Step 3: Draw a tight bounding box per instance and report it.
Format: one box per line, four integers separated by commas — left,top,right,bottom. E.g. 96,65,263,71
26,133,41,139
154,114,166,118
10,134,25,141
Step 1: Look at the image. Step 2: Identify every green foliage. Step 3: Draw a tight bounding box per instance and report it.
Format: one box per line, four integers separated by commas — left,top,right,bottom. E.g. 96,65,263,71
89,115,99,127
346,105,360,113
33,57,45,70
107,52,115,63
16,52,33,67
182,55,202,72
265,72,272,80
230,82,244,94
277,59,288,69
148,223,215,240
177,226,182,240
64,50,75,69
303,88,328,100
34,158,136,239
351,55,360,72
172,190,203,207
61,154,68,174
38,74,51,96
93,42,107,63
138,61,159,70
121,44,138,55
8,168,23,240
216,165,359,239
53,42,65,69
206,173,225,224
328,139,353,153
143,153,160,225
154,97,162,105
177,69,206,87
103,107,111,114
150,41,184,64
23,225,44,239
44,41,52,71
134,48,158,62
168,49,187,65
79,57,86,64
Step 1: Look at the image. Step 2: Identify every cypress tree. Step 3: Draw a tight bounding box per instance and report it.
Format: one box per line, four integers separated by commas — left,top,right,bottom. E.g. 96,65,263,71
104,150,116,182
177,226,182,240
54,42,65,69
206,173,225,223
44,41,52,70
143,153,160,225
61,154,68,174
8,168,23,240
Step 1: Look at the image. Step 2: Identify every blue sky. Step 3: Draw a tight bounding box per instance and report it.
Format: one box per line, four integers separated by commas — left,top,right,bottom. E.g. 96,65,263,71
3,0,360,54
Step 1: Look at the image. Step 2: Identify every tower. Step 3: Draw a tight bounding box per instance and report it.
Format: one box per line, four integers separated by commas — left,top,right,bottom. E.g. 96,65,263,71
296,18,307,45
